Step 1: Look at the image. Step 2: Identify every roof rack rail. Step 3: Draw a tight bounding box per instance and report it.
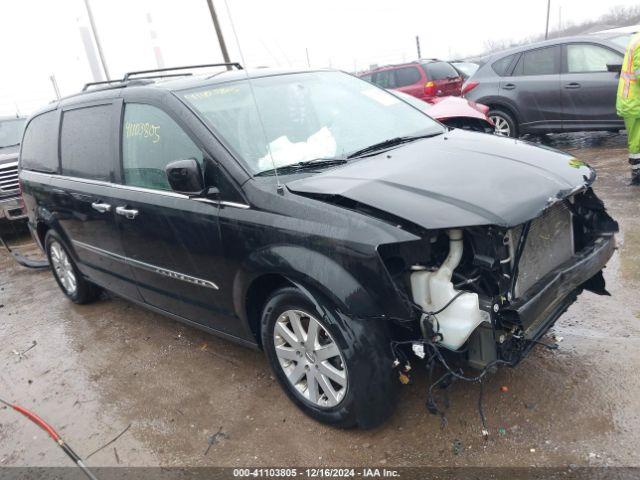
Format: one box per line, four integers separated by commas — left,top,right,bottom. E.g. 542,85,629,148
78,63,242,96
123,62,243,81
128,72,194,82
82,80,124,91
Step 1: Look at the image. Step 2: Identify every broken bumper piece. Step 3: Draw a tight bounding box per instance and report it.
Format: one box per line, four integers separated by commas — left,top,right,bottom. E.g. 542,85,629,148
499,234,616,363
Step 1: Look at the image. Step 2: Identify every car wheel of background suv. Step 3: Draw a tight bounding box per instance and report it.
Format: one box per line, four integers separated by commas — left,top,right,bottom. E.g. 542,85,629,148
261,286,397,429
489,108,518,138
45,230,102,304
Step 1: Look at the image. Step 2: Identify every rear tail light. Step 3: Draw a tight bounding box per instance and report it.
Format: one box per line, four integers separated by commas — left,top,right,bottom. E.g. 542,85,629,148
424,81,436,96
461,81,479,96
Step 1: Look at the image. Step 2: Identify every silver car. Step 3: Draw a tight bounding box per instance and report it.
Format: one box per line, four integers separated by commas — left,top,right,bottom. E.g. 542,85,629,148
463,34,626,137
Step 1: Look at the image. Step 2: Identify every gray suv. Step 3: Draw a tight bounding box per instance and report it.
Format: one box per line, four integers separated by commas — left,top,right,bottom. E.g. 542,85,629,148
0,116,27,222
464,35,625,137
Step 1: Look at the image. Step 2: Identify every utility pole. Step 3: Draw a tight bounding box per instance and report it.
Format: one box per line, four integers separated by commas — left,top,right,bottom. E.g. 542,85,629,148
206,0,231,68
545,0,551,40
305,48,311,68
558,6,562,31
50,75,61,100
83,0,110,80
416,35,421,59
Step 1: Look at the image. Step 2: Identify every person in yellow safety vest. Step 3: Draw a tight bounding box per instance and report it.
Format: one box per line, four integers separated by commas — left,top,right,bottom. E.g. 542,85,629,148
617,32,640,185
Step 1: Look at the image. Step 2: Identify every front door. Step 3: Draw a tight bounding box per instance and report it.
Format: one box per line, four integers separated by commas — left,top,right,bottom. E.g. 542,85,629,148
561,42,625,130
502,45,563,132
114,102,241,336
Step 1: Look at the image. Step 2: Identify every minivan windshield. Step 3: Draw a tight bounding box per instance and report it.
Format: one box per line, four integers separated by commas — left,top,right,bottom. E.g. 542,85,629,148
179,71,444,174
0,118,26,148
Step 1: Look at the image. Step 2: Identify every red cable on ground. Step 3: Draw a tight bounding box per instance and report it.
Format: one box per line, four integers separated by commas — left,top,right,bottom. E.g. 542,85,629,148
11,404,61,441
0,397,98,480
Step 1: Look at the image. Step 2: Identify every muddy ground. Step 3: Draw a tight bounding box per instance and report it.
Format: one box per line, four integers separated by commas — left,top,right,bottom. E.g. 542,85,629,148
1,133,639,470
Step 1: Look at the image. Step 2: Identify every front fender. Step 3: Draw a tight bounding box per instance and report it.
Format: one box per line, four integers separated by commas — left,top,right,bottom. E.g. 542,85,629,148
233,244,384,324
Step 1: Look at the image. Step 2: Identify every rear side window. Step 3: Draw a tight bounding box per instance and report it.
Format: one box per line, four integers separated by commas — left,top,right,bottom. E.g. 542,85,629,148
122,104,203,191
373,70,395,88
20,111,59,173
514,46,560,76
492,54,518,76
394,67,422,87
566,44,622,73
60,105,115,181
424,62,459,80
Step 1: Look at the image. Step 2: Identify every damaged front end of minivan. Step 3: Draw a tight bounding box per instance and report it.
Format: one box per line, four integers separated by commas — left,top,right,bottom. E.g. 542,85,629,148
288,134,619,374
377,186,618,371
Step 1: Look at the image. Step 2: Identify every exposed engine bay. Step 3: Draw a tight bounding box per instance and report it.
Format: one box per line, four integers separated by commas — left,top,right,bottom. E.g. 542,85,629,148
379,187,618,370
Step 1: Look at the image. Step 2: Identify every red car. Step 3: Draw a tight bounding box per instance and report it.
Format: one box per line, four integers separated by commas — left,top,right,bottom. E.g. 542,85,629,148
358,60,463,102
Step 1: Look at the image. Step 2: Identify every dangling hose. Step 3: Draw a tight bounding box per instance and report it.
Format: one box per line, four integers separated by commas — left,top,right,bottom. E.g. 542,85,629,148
0,397,98,480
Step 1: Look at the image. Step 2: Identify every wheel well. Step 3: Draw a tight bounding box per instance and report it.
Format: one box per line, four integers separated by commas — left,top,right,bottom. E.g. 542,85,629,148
487,103,518,125
245,274,293,347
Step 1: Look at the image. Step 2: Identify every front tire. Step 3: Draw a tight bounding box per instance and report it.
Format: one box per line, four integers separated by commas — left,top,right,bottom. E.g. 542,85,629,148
261,287,397,429
489,108,518,137
45,231,101,304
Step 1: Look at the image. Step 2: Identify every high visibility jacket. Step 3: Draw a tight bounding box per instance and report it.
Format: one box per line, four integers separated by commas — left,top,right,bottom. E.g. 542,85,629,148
617,32,640,118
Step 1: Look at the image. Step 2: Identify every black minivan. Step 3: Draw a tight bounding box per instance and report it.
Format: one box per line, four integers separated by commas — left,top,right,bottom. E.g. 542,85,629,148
19,65,617,428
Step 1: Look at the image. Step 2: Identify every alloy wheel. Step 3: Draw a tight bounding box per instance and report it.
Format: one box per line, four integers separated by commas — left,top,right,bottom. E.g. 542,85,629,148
273,309,347,408
491,115,511,137
50,241,77,295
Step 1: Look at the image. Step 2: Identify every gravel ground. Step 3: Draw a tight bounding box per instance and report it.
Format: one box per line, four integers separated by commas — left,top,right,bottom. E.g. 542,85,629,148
1,132,639,472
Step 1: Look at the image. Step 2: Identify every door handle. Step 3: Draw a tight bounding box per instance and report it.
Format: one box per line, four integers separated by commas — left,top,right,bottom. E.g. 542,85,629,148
115,206,139,219
502,83,516,90
91,202,111,213
564,82,581,89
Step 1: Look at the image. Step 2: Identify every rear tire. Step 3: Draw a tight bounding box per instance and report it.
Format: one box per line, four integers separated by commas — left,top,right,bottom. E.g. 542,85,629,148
261,287,397,429
45,231,101,304
489,108,518,137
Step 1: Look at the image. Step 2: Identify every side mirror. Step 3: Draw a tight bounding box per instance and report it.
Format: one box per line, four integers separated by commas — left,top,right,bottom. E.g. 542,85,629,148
165,159,204,195
607,63,622,73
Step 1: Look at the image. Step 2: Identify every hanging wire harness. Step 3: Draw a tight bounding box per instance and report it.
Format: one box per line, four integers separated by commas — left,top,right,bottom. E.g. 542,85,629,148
389,285,514,439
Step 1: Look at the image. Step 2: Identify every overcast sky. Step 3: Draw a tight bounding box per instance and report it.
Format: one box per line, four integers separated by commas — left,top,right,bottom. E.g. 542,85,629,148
1,0,638,116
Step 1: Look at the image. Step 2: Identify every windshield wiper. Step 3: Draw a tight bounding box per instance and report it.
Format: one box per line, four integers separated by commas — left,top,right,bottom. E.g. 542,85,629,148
346,132,443,159
0,143,20,149
255,158,347,176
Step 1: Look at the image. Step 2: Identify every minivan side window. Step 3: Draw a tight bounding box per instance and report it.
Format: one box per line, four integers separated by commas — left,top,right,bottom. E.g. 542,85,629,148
122,104,203,191
566,44,623,73
513,46,560,76
20,111,59,173
60,105,115,181
424,62,459,81
394,67,422,87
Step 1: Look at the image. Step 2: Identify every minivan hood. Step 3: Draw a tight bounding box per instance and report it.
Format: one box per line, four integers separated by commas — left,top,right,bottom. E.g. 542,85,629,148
287,130,594,229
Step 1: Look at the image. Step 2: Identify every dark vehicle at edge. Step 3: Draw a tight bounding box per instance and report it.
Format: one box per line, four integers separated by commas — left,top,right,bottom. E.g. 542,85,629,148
463,34,625,137
0,116,27,222
18,67,618,428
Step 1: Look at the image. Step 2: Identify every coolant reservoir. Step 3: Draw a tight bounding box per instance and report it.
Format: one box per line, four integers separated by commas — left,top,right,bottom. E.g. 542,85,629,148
410,230,485,350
